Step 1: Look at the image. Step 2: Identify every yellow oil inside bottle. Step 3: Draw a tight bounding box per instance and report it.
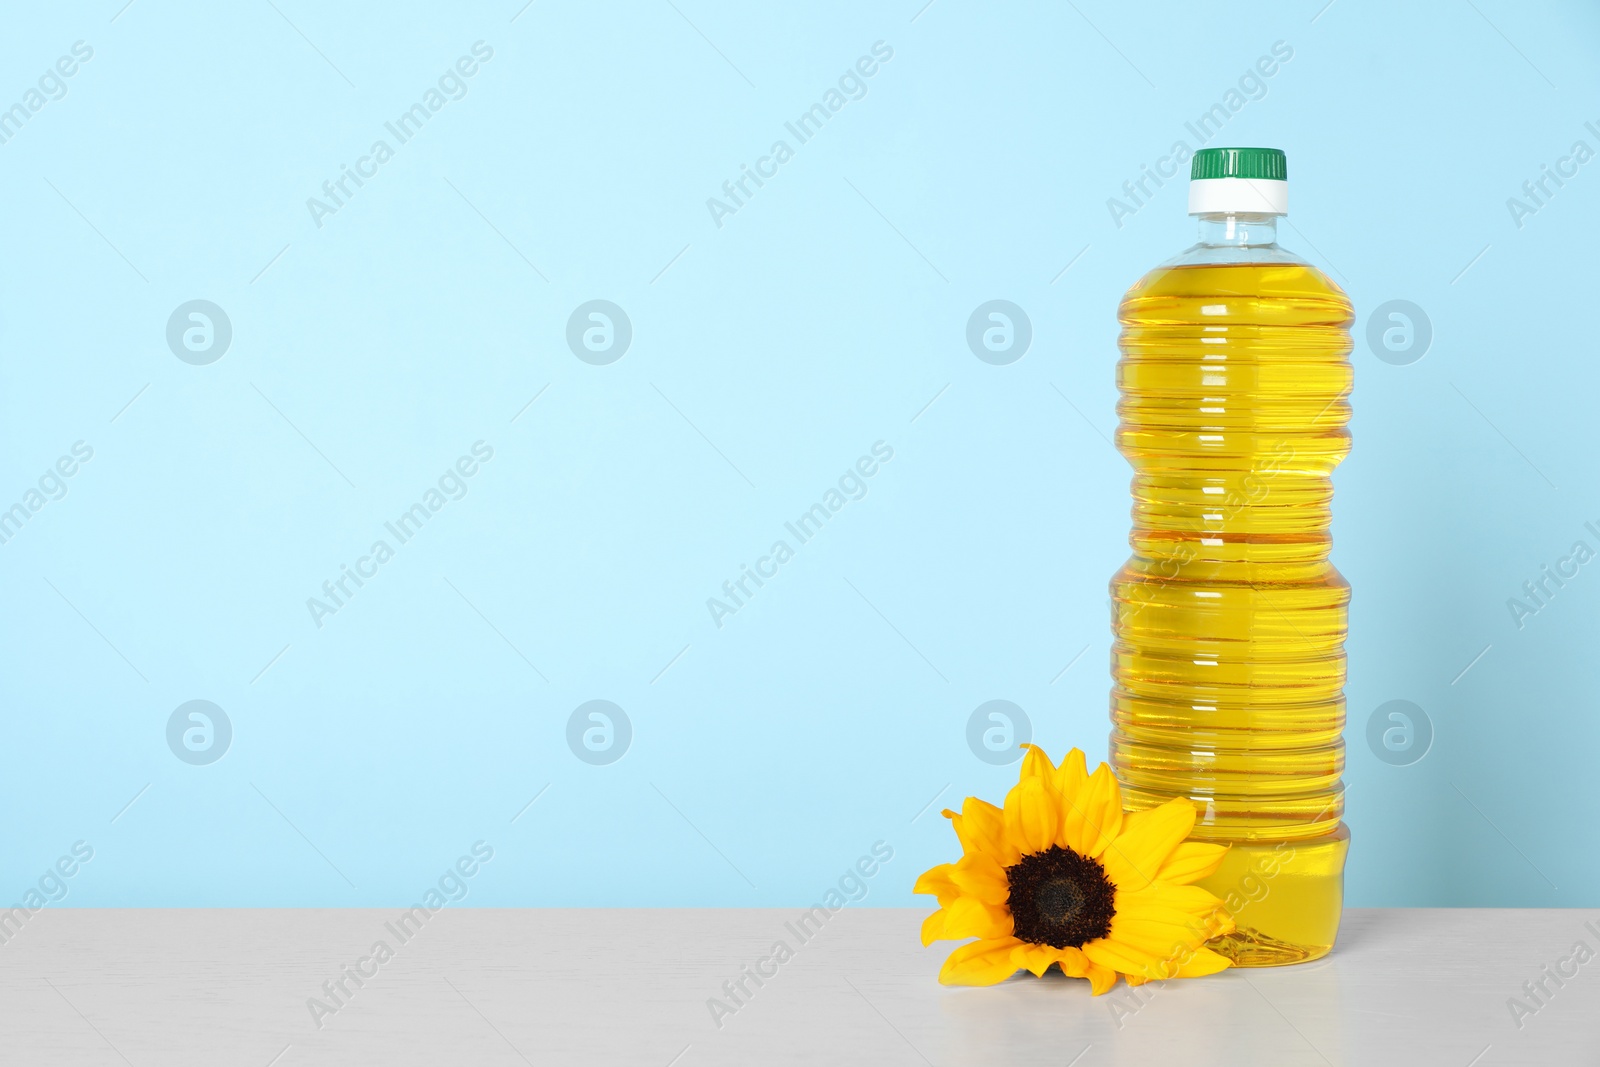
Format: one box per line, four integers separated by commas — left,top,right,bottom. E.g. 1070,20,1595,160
1110,260,1354,966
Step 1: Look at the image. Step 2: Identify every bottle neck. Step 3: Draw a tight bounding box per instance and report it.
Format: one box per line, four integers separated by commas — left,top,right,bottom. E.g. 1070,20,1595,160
1194,213,1280,247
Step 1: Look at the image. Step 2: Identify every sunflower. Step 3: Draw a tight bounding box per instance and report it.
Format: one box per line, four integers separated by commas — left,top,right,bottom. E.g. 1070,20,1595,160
915,746,1235,993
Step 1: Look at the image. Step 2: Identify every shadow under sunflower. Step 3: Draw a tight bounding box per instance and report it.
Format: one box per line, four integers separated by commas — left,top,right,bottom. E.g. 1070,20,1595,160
915,746,1235,994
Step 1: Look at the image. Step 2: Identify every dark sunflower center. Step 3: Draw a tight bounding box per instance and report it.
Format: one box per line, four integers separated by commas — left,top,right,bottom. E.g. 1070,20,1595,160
1005,844,1116,949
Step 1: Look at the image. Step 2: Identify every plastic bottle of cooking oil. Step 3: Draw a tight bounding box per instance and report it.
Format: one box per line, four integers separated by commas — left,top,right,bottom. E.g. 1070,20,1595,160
1109,147,1353,966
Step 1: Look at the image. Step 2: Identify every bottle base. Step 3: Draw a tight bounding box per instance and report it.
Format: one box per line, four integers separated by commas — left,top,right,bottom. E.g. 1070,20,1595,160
1206,926,1333,967
1193,824,1350,968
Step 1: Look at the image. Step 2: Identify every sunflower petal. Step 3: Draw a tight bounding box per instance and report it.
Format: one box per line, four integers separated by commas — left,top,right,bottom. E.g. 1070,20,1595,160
920,908,948,946
1003,775,1059,856
1113,886,1235,947
1121,881,1232,918
941,896,1014,941
913,863,961,905
1088,909,1234,981
1101,798,1196,892
1156,841,1230,885
1055,946,1091,977
1051,748,1089,819
1010,941,1064,978
1106,916,1216,962
963,797,1009,856
951,852,1010,905
1110,898,1227,945
939,937,1022,986
946,798,1016,865
1019,744,1056,780
1173,945,1233,978
1084,961,1119,995
1060,760,1123,858
1082,937,1162,979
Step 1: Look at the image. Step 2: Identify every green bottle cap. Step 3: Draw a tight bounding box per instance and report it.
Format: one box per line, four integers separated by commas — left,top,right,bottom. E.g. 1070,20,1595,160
1190,147,1287,182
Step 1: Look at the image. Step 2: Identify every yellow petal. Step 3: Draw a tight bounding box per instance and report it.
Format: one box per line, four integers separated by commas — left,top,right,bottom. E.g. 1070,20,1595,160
1110,898,1225,945
1155,841,1230,885
1011,941,1065,977
1055,946,1091,977
945,797,1017,865
1082,937,1162,979
1018,940,1112,993
1084,961,1118,995
1060,760,1123,858
1019,743,1056,780
941,896,1014,941
1113,889,1235,950
951,852,1010,906
1101,798,1196,892
961,797,1008,855
913,863,961,906
1090,912,1234,981
1120,881,1231,919
920,908,948,946
939,937,1022,986
1050,748,1089,812
1174,945,1233,978
1003,776,1059,856
1105,916,1215,963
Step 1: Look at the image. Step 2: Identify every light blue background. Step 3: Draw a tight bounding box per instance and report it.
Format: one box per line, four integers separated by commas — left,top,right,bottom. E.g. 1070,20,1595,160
2,0,1596,909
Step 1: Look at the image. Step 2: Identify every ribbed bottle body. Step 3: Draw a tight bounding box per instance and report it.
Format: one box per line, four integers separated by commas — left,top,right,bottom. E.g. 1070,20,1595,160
1111,259,1353,965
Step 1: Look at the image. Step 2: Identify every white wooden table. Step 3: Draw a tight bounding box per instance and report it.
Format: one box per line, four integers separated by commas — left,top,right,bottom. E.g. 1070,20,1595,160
1,908,1594,1065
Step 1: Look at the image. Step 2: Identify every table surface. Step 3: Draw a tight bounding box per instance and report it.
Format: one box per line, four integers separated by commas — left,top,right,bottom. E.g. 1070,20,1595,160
1,908,1596,1065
